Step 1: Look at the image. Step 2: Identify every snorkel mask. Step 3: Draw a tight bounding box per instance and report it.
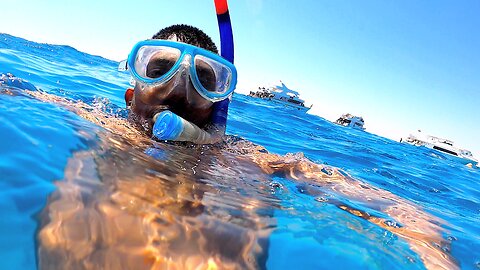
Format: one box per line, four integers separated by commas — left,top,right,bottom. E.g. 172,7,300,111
127,39,237,102
121,0,235,144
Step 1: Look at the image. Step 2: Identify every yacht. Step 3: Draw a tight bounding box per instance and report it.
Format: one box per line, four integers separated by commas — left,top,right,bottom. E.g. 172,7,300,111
401,130,478,164
335,113,365,130
248,81,312,112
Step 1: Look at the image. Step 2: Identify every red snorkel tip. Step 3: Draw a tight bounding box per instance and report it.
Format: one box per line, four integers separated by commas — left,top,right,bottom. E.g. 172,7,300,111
214,0,228,14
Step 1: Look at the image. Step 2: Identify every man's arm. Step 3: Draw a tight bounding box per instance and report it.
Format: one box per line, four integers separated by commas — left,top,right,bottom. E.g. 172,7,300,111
247,149,458,270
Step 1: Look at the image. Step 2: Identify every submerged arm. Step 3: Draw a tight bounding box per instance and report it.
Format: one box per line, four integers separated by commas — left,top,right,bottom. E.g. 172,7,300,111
247,149,458,270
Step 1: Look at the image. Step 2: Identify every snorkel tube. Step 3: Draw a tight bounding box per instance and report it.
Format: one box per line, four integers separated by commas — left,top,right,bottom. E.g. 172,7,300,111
211,0,234,132
152,0,235,144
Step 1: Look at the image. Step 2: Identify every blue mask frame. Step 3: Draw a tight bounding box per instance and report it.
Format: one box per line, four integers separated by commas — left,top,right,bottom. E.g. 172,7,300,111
127,39,237,102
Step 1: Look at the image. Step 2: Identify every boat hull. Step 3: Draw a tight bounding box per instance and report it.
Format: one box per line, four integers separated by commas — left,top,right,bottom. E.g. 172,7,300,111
269,98,310,112
422,144,478,165
402,141,478,165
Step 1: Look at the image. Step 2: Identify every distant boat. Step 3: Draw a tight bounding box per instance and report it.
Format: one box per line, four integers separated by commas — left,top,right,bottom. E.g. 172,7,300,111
401,130,478,164
248,81,312,112
335,113,365,130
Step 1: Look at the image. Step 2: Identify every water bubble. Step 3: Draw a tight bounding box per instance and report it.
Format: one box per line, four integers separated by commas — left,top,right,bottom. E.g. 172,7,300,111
321,167,333,175
382,230,397,244
383,220,402,228
406,256,416,263
315,196,329,202
447,235,457,241
269,181,282,189
475,261,480,269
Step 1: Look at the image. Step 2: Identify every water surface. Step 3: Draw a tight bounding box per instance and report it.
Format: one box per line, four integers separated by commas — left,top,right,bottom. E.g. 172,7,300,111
1,33,479,269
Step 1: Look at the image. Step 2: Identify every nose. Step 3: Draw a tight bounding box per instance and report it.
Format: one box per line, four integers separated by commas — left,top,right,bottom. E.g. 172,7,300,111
134,54,211,110
171,57,190,87
162,54,204,103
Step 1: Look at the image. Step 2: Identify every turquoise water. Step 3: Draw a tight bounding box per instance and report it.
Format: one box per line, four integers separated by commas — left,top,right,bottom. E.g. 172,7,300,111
1,33,479,269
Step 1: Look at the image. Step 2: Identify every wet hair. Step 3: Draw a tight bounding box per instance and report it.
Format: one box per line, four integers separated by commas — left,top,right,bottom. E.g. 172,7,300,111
152,24,218,54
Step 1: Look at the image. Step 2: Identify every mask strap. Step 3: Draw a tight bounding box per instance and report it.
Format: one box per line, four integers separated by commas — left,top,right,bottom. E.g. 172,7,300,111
211,0,234,132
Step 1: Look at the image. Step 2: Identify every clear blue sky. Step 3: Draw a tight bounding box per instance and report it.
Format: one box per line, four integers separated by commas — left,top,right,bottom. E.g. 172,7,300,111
2,0,479,158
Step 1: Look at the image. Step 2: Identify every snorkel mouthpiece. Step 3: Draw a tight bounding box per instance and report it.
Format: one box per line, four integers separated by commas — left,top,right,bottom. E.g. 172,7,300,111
152,111,218,144
152,111,183,140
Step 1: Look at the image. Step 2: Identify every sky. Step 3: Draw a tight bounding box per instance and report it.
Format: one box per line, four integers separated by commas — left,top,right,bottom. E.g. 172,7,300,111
2,0,479,158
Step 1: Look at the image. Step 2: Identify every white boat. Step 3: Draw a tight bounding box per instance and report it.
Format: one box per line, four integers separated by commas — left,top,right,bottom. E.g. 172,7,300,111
335,113,365,130
248,81,312,112
401,130,478,164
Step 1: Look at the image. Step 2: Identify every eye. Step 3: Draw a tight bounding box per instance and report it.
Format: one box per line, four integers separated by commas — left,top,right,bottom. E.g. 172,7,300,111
146,58,176,78
144,49,180,78
195,61,217,92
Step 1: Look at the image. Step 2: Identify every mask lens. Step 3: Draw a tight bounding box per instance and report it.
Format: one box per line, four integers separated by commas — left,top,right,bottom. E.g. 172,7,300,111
134,46,181,80
194,55,232,94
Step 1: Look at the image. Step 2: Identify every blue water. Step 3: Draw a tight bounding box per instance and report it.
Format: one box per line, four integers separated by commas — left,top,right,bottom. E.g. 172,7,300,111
1,33,479,269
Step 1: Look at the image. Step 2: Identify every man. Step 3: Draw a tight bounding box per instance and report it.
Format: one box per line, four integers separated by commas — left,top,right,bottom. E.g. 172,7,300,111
124,24,236,140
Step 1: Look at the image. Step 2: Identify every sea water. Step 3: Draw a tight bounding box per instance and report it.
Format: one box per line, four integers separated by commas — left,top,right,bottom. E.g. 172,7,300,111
0,33,479,269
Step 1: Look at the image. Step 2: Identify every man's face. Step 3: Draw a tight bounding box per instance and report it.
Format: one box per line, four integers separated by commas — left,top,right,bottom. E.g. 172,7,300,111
129,39,214,132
